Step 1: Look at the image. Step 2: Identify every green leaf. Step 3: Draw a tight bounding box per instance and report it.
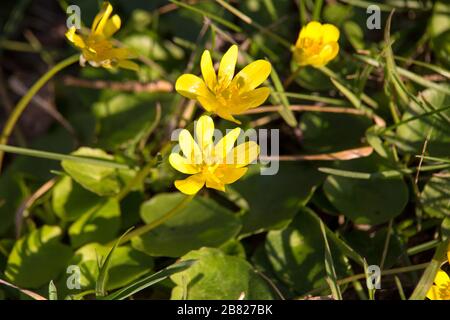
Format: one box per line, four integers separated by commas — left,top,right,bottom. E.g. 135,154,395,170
233,163,324,236
171,247,276,299
0,170,26,236
323,155,409,225
343,21,364,50
68,198,121,248
93,93,160,149
60,242,154,296
265,209,348,294
103,259,195,300
131,193,241,257
421,172,450,218
61,147,126,196
429,1,450,37
5,226,73,289
300,111,372,153
345,229,403,268
48,280,57,300
396,89,450,157
52,176,101,221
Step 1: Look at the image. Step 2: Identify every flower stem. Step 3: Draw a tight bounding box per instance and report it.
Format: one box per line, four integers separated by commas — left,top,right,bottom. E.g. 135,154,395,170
0,54,79,171
283,65,302,88
115,160,156,202
113,194,195,246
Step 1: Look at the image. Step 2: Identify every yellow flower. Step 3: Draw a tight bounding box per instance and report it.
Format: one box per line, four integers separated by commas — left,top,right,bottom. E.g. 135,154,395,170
169,115,259,195
175,45,271,124
427,244,450,300
65,2,138,70
293,21,340,68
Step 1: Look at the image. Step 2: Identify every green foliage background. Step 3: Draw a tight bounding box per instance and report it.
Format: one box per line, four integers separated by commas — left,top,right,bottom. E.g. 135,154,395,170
0,0,449,300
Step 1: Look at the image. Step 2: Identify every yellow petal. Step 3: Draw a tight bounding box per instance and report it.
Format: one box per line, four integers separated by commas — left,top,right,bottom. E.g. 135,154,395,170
232,60,271,93
214,128,241,161
169,153,200,174
110,47,134,60
197,93,219,112
232,87,271,114
296,21,322,46
65,27,86,48
229,141,259,167
178,129,202,163
216,108,241,124
195,115,215,151
117,60,139,71
426,285,441,300
175,74,209,99
175,174,205,195
92,2,113,35
103,14,121,38
217,166,248,184
434,270,450,287
322,24,340,43
317,42,339,66
218,45,238,88
200,50,217,90
303,21,323,39
293,48,311,66
205,177,225,192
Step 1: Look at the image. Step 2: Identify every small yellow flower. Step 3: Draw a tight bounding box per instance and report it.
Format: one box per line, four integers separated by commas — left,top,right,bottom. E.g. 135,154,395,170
65,2,138,70
427,244,450,300
293,21,340,68
169,115,259,195
175,45,271,124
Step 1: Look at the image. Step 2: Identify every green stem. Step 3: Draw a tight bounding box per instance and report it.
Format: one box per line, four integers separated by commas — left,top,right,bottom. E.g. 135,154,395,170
298,0,307,26
312,0,323,21
283,65,302,88
318,66,379,109
116,160,155,202
0,144,128,169
0,54,79,171
301,262,429,298
113,195,195,246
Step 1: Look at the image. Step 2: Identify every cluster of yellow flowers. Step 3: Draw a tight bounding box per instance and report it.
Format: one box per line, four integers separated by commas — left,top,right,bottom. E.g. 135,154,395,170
65,1,340,195
63,2,450,302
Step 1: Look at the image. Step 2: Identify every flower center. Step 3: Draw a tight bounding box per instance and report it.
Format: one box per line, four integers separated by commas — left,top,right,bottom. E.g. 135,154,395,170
213,81,239,108
438,281,450,300
85,35,114,59
300,37,324,55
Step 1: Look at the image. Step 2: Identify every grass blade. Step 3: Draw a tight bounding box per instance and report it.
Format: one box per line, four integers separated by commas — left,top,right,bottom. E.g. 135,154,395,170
170,0,241,33
269,66,297,127
0,144,129,169
102,260,196,300
305,208,365,267
96,228,134,297
409,240,449,300
319,218,343,300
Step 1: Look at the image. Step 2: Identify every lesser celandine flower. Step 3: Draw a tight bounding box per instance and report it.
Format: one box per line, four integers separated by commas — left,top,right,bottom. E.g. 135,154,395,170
293,21,340,68
175,45,271,124
427,244,450,300
169,115,259,195
65,2,138,70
